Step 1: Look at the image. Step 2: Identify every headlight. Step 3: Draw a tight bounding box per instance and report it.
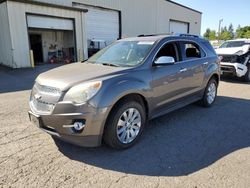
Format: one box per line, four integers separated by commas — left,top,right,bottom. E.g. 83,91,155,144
63,81,102,104
235,50,244,56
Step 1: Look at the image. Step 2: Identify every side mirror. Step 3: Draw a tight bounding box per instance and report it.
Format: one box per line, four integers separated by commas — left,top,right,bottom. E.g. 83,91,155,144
154,56,175,66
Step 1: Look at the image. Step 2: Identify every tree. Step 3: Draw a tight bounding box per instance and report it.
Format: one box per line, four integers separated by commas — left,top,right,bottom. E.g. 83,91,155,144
220,31,233,40
228,23,234,38
221,26,227,33
203,28,211,39
203,28,217,40
218,25,234,40
209,30,217,40
244,30,250,38
236,26,250,38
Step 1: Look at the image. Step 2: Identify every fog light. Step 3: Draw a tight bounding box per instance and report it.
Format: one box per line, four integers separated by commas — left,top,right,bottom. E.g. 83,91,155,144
73,121,85,131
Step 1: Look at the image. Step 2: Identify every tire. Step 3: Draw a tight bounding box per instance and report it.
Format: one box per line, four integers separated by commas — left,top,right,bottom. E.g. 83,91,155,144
243,64,250,82
103,100,146,149
200,78,218,107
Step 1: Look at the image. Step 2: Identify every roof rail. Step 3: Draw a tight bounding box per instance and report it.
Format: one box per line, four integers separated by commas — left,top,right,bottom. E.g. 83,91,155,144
137,33,172,37
137,33,202,39
138,34,157,37
176,33,201,38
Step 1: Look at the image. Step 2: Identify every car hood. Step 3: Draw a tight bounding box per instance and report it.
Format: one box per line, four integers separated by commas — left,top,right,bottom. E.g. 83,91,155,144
36,62,129,91
215,45,250,55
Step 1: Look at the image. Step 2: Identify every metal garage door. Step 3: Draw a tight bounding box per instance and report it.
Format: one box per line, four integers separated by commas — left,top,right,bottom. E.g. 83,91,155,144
73,4,119,48
27,15,74,30
85,7,119,45
169,20,189,34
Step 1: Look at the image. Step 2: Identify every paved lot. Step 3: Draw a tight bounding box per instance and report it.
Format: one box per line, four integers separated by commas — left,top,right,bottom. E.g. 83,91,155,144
0,65,250,188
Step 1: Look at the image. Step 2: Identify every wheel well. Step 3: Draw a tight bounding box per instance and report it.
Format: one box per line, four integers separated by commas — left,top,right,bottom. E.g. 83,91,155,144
111,93,149,117
210,74,219,85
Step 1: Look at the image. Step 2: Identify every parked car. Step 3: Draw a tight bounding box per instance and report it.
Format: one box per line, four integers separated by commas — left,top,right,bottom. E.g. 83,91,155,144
215,39,250,81
28,34,220,149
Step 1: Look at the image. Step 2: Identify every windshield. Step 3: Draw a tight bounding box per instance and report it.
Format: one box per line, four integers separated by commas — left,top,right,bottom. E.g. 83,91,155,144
88,41,155,67
219,41,247,48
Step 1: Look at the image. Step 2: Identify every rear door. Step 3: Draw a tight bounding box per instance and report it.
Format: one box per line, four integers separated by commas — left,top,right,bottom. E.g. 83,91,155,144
177,41,207,92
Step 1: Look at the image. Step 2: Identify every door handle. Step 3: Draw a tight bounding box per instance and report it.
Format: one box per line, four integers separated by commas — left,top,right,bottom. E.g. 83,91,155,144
203,62,208,65
179,68,187,73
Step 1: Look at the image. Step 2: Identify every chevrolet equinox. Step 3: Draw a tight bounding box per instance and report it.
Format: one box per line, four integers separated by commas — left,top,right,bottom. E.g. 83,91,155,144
29,34,220,149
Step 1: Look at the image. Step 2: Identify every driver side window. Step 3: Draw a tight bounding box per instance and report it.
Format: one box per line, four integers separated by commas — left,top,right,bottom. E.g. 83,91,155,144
155,43,179,62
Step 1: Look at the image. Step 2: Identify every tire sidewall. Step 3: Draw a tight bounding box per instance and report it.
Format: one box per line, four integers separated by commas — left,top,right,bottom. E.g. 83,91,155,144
204,79,218,107
104,101,146,149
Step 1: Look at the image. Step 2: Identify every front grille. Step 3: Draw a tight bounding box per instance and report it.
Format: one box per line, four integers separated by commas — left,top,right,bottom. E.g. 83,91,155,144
221,55,246,64
35,83,61,95
221,55,238,63
221,65,235,72
30,83,61,114
30,95,55,114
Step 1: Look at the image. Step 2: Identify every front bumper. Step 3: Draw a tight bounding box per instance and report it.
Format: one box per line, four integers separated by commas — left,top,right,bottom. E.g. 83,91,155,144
220,62,248,77
28,102,111,147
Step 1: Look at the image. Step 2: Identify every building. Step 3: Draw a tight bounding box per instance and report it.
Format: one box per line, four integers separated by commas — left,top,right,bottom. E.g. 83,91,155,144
0,0,202,68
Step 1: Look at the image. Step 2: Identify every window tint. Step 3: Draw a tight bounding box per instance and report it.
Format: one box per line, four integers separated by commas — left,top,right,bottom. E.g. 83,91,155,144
202,41,216,55
155,43,179,62
181,42,205,60
220,41,246,48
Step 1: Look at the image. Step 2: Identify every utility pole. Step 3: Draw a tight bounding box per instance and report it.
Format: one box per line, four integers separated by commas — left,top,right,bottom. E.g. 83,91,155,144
218,19,223,39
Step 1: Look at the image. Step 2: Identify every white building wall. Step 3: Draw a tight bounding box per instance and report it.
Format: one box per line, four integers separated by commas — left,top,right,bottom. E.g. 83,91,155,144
0,2,13,67
1,0,201,68
32,0,202,35
157,0,201,35
5,1,87,68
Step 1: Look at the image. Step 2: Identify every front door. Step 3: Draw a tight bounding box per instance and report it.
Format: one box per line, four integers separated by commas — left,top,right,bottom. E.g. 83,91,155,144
151,42,189,113
29,34,43,64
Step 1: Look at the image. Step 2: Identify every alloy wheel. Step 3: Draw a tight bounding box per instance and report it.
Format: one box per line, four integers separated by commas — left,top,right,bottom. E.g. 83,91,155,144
207,82,217,104
116,108,141,144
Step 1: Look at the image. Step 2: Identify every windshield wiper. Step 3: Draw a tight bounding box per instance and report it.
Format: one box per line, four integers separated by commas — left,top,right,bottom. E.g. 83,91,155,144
101,63,120,67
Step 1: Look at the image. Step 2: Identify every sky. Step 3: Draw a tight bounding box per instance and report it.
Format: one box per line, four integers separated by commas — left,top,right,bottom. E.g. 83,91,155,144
173,0,250,35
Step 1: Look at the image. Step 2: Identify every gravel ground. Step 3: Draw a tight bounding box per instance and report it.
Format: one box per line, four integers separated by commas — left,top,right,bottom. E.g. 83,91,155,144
0,66,250,188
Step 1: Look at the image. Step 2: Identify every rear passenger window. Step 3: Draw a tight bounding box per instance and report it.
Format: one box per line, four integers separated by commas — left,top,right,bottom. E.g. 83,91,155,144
181,42,206,60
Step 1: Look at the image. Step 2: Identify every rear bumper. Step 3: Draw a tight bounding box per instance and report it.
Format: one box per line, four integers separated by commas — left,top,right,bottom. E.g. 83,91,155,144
220,62,248,77
28,102,111,147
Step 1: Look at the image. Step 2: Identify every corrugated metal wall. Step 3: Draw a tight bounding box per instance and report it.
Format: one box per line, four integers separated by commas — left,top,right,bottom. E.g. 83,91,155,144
2,0,201,68
0,2,13,67
32,0,202,36
6,1,87,68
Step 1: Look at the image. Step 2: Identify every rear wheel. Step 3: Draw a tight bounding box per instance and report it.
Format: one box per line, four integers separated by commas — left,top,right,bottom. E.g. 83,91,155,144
104,100,146,149
243,64,250,82
200,78,218,107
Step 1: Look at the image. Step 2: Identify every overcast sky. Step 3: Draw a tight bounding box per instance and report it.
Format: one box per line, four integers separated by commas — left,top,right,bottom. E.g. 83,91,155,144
173,0,250,34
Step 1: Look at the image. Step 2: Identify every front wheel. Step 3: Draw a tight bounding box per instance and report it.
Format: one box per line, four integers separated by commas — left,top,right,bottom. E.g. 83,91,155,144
103,100,146,149
200,78,218,107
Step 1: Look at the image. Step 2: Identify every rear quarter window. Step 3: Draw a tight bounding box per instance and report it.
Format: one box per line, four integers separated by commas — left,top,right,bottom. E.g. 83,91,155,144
202,41,216,55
